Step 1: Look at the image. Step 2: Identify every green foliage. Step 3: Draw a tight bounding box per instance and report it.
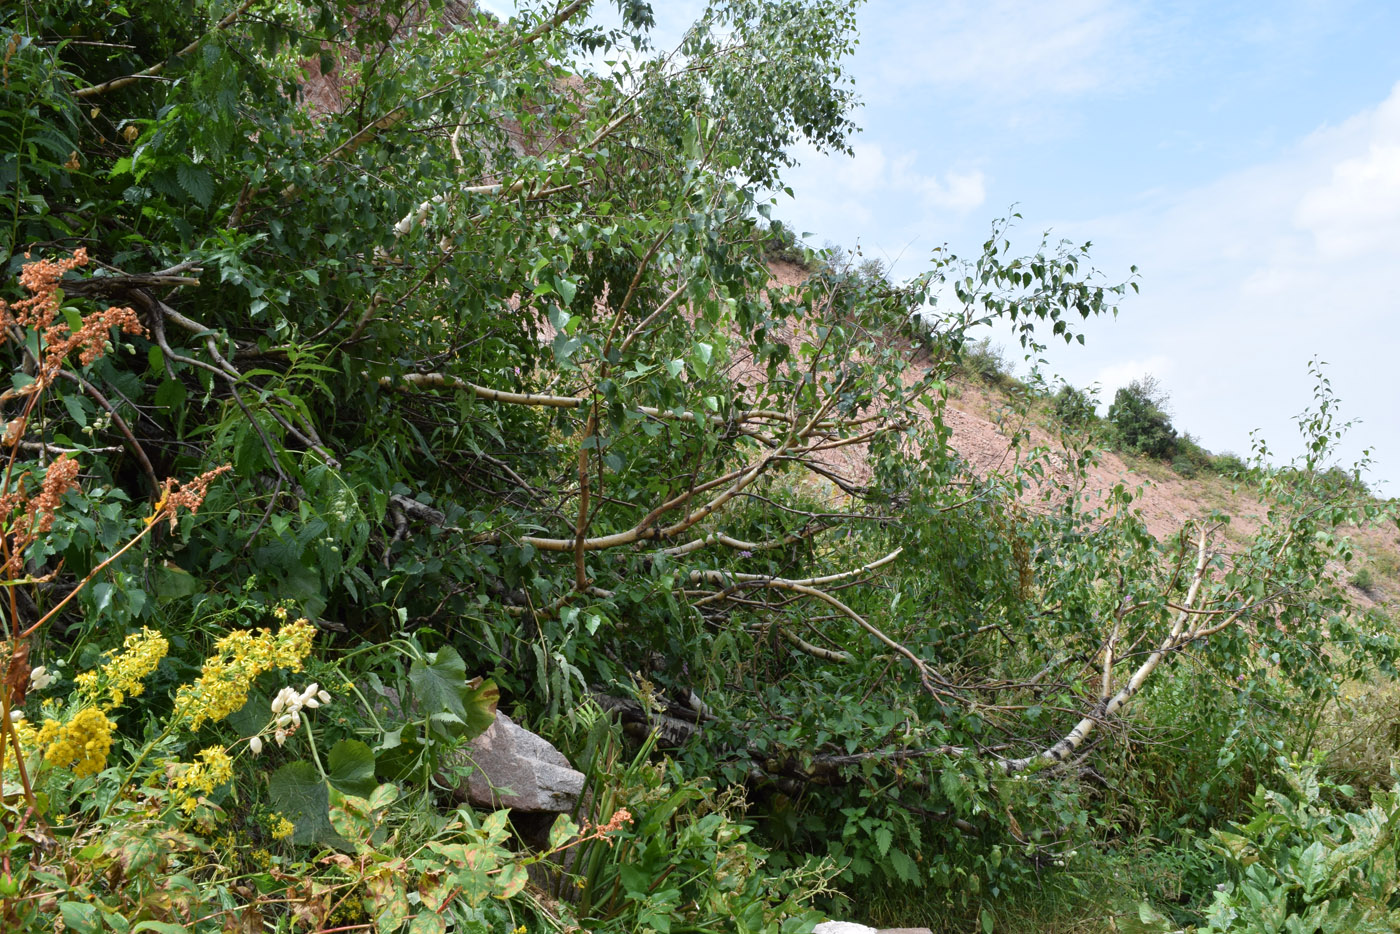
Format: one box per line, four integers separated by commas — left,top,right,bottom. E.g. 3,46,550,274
1191,758,1400,933
958,337,1018,388
1313,677,1400,801
2,1,1397,930
765,219,810,266
1053,383,1098,428
549,710,835,933
1169,434,1250,480
1107,376,1178,459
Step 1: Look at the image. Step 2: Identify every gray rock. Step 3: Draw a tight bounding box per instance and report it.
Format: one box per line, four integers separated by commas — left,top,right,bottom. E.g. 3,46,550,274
460,711,585,812
811,923,931,934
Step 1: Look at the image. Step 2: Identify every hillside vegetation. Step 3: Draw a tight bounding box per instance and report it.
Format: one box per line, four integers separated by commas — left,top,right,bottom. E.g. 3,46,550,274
2,2,1398,932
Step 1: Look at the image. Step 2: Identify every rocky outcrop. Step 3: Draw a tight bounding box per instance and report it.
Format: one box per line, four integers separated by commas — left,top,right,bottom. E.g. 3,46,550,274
459,711,585,812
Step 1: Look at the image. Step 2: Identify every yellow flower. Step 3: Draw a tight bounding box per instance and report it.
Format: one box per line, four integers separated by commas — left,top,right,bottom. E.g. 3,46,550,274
73,627,169,710
171,746,236,812
11,715,48,754
172,620,316,730
270,814,295,840
42,706,115,777
105,628,168,705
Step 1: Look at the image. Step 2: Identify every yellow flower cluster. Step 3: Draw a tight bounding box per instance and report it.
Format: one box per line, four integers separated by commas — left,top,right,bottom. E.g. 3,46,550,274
270,814,295,840
171,746,235,812
34,706,115,778
173,619,315,730
74,627,169,708
14,629,169,778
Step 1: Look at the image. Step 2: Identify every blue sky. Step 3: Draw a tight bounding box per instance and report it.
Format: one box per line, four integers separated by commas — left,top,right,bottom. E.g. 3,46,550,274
483,1,1400,490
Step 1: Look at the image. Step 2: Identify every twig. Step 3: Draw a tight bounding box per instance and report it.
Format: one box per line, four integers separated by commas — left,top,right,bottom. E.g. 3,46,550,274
55,371,160,496
73,0,260,99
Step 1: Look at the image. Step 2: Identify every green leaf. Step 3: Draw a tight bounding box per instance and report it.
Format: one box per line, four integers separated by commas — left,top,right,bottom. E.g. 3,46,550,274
329,788,373,844
980,908,995,934
408,648,498,741
153,564,201,601
365,873,410,932
61,391,88,427
153,377,187,409
368,783,400,812
328,739,378,797
888,848,919,884
175,162,213,207
547,814,580,850
407,913,447,934
556,276,577,306
495,861,529,900
269,761,338,846
59,901,101,934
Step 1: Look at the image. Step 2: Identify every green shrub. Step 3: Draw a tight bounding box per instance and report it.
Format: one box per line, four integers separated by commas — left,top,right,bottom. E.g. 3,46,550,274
1314,678,1400,800
1208,451,1249,477
765,219,808,266
959,338,1015,387
1351,566,1376,592
1107,377,1178,459
551,710,834,934
1192,757,1400,933
1052,384,1097,427
1171,455,1199,478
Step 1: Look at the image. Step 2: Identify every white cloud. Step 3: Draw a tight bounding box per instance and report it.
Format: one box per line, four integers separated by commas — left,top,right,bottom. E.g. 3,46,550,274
869,0,1145,101
1295,90,1400,260
1094,357,1174,400
785,141,985,223
1043,81,1400,484
774,142,987,273
880,152,987,211
844,143,888,193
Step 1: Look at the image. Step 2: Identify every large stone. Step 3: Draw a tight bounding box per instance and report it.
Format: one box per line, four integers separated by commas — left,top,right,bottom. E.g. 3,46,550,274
811,924,931,934
460,711,585,812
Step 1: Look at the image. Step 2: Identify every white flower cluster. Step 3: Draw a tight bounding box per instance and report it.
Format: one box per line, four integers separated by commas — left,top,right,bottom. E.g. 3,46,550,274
28,666,56,690
249,683,331,755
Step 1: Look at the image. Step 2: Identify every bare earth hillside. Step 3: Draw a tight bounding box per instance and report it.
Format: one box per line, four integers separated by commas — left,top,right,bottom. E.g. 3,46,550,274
763,258,1398,613
944,378,1399,613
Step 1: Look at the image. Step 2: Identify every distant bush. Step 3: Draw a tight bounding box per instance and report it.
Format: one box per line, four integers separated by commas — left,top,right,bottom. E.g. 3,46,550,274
1171,455,1198,478
1169,435,1250,480
1275,464,1372,499
1053,384,1097,427
763,219,808,265
1350,566,1375,593
958,337,1016,387
1208,451,1249,477
1108,376,1177,459
1318,465,1371,498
